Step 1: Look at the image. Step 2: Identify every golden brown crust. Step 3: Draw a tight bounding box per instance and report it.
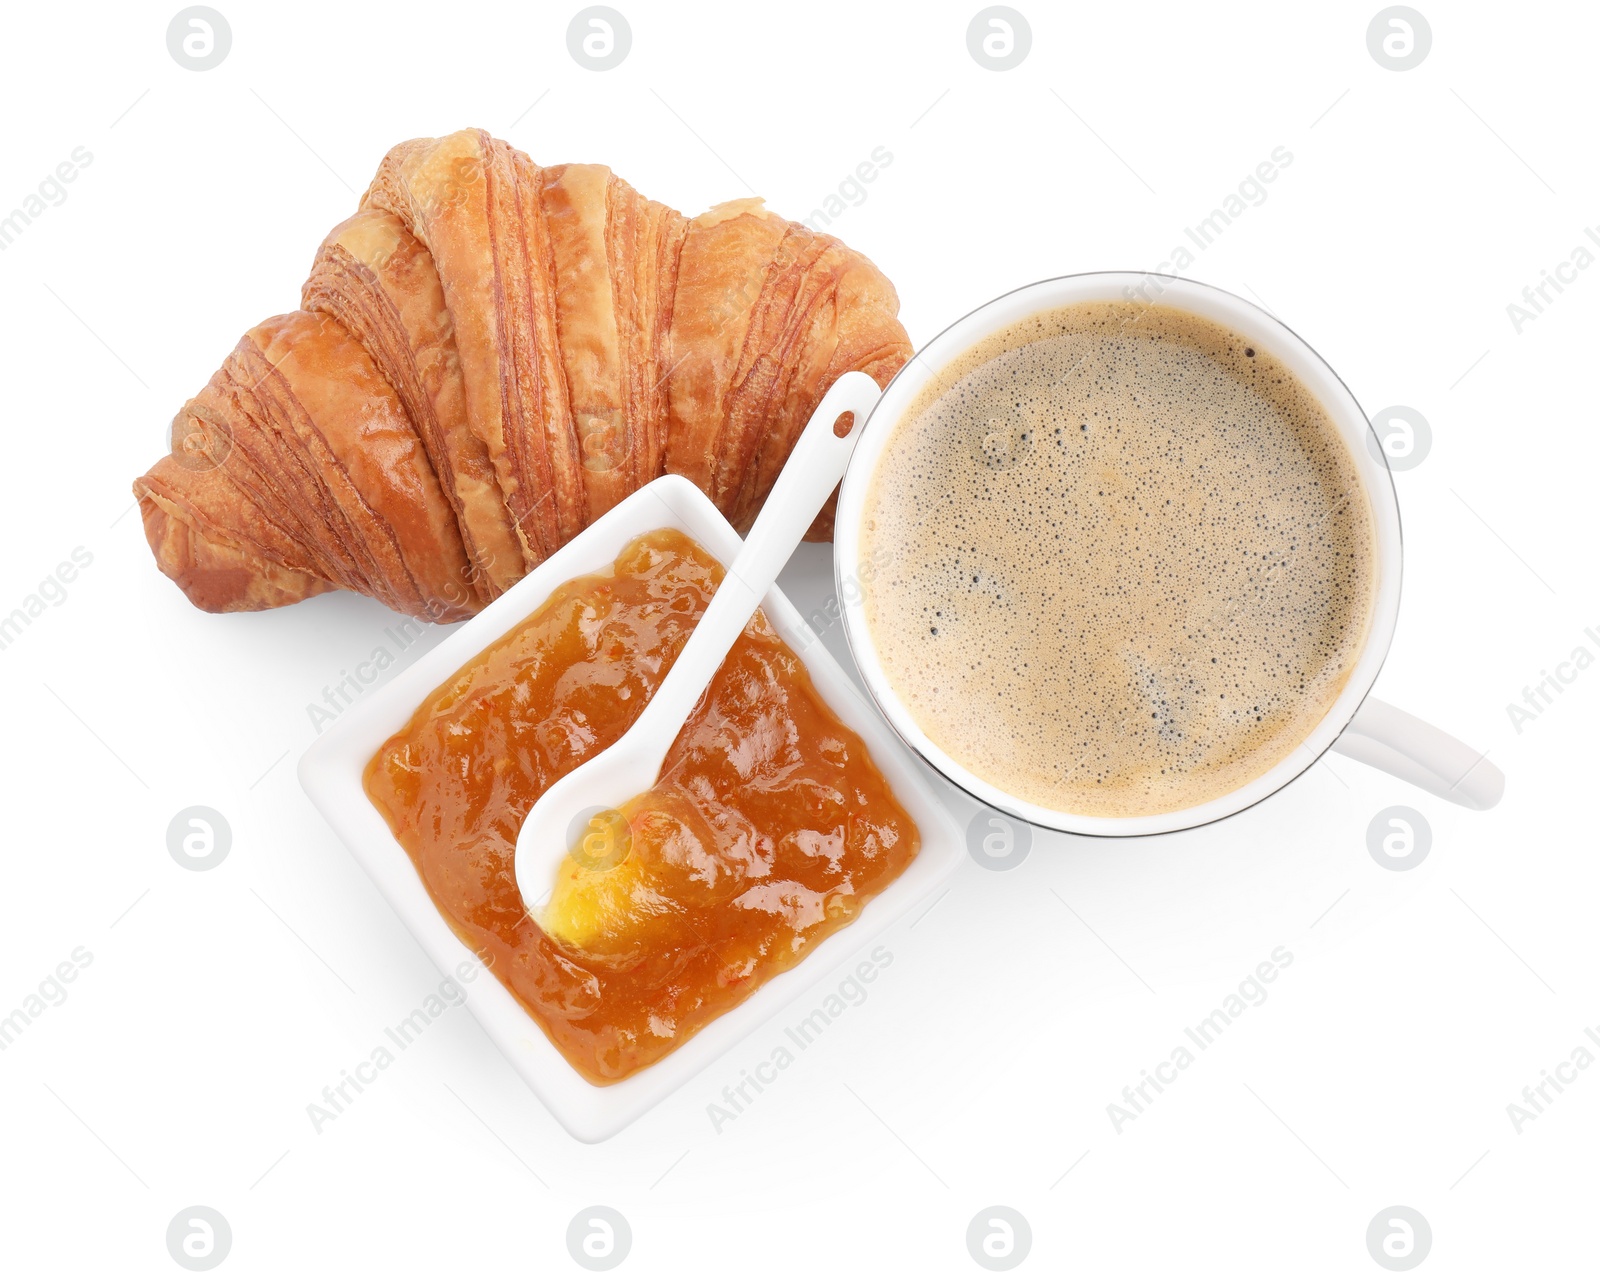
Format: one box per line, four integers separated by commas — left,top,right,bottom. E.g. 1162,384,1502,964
135,313,478,621
134,129,911,619
539,163,691,527
363,131,579,568
664,207,911,536
302,210,519,600
136,494,334,612
244,311,477,620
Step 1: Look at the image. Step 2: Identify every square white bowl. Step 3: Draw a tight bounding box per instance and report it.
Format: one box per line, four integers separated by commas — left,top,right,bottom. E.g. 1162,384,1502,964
298,475,965,1142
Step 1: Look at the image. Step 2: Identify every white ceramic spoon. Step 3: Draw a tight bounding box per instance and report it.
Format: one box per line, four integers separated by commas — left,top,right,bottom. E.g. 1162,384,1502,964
512,371,883,920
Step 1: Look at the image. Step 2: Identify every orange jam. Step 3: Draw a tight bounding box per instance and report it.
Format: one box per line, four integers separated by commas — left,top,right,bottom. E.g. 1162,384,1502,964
364,529,920,1084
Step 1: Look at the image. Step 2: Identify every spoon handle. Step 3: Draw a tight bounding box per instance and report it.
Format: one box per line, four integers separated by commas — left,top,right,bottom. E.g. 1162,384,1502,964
630,371,883,752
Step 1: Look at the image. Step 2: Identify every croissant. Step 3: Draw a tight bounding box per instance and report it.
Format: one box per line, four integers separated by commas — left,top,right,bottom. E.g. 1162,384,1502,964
133,128,912,622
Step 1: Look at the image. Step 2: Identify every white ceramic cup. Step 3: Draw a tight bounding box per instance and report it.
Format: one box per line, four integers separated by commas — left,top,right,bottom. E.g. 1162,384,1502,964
832,272,1504,836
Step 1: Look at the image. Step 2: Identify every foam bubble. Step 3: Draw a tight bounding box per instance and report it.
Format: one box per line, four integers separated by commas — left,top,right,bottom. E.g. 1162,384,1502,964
860,301,1378,818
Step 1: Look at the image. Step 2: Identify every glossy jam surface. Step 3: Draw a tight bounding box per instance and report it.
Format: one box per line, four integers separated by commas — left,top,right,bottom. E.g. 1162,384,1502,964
364,529,920,1084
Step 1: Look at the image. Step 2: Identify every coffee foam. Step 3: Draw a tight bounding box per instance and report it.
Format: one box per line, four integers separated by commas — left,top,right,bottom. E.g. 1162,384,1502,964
860,300,1377,818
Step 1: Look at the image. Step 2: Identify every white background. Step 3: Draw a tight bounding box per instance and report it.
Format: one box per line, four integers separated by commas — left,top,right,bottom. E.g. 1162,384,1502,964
1,0,1594,1273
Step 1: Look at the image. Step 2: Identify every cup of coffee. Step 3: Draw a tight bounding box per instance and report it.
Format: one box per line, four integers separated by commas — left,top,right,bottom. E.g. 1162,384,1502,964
829,272,1503,835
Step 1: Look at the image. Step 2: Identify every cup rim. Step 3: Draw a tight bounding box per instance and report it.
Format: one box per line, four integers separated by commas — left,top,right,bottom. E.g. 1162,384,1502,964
833,271,1404,837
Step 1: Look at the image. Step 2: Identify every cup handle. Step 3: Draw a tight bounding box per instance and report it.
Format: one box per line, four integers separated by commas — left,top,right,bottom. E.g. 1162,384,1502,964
1328,697,1504,810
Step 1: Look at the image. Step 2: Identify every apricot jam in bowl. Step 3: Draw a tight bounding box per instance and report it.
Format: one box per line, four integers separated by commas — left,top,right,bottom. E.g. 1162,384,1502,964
299,476,964,1142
